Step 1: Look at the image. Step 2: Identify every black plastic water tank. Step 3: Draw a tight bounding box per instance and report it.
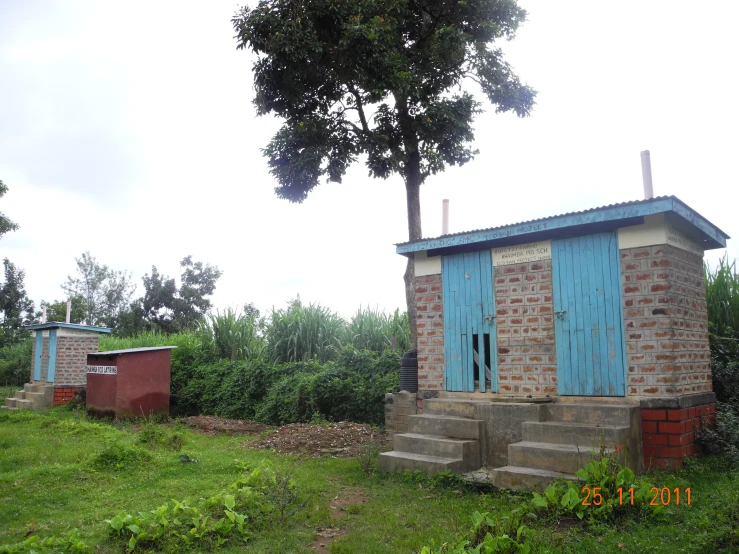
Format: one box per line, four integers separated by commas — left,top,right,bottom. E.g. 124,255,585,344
399,349,418,393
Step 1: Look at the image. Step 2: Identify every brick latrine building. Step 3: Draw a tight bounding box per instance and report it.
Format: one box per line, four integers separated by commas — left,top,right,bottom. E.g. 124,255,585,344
4,323,111,410
380,197,728,487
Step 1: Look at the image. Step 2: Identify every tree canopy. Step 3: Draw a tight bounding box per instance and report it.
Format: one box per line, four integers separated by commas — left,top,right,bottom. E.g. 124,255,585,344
0,259,37,347
233,0,534,207
0,180,19,241
61,252,135,328
233,0,535,347
119,256,224,336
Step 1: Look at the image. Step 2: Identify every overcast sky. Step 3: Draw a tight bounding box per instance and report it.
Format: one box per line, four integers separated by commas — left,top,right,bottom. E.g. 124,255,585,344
1,1,737,319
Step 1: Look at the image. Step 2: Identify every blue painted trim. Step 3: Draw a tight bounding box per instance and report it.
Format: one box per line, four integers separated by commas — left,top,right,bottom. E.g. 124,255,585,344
397,196,728,255
33,332,43,381
47,329,58,383
25,322,112,334
669,198,727,248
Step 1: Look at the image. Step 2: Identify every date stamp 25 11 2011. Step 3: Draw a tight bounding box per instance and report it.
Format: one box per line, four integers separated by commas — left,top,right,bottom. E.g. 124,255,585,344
581,487,691,506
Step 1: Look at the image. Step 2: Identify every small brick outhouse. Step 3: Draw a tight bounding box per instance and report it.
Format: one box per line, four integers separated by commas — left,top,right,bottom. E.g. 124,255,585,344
4,322,111,410
380,196,729,487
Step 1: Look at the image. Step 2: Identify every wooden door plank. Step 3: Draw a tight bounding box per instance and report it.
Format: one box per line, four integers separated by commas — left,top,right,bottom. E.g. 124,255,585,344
606,232,626,395
593,233,610,396
552,239,567,396
580,235,596,395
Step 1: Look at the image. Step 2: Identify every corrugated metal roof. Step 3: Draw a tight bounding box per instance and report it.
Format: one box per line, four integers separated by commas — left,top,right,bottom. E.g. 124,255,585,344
395,195,728,247
90,346,178,356
25,322,112,333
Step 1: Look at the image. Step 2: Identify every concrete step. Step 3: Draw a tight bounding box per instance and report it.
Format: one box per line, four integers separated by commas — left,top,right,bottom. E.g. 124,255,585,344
544,403,638,426
522,421,631,447
13,399,32,410
488,465,578,491
377,451,467,475
5,398,17,409
508,441,620,475
423,399,491,418
26,392,51,410
394,433,480,470
14,391,26,400
23,383,39,393
408,414,484,440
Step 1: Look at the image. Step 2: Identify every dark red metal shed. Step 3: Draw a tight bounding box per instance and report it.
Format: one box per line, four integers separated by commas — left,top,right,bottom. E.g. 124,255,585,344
86,346,176,418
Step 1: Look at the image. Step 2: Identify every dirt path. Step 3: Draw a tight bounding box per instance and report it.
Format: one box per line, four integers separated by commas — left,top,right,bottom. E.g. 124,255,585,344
312,488,368,553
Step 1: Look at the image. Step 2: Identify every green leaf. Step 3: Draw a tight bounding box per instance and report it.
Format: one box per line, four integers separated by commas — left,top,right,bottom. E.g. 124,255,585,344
126,524,140,535
224,494,236,511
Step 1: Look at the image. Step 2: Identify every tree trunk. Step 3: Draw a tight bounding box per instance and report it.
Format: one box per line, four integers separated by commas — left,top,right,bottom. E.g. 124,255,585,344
395,94,424,351
404,175,422,350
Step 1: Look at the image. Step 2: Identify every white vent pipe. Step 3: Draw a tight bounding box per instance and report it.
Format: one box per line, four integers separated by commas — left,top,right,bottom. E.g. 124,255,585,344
442,199,449,235
641,150,654,199
65,300,71,324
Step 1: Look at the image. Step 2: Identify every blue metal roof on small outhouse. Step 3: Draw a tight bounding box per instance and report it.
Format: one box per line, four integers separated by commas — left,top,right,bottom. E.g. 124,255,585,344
25,322,112,334
396,196,729,257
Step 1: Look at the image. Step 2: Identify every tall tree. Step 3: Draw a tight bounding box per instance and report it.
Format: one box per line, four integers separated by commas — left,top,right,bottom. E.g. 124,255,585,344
123,256,224,335
0,180,19,241
0,259,37,347
61,252,135,328
233,0,536,347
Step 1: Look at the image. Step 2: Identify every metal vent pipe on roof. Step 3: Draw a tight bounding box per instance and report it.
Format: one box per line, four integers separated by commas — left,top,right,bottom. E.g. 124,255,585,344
66,300,71,324
641,150,654,199
442,199,450,235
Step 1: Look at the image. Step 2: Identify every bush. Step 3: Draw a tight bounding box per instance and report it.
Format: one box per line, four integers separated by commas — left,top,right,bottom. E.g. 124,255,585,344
696,404,739,467
266,299,345,363
91,442,151,471
173,347,399,426
0,339,32,386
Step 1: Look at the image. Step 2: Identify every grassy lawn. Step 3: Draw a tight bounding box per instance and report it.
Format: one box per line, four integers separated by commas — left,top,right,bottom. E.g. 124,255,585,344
1,408,738,553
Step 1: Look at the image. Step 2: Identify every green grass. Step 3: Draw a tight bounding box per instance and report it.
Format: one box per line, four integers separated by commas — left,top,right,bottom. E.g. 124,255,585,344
1,410,739,553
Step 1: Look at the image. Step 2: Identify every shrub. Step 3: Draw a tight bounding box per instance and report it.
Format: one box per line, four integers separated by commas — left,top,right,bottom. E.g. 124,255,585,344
91,442,151,471
138,421,185,452
345,307,410,354
0,339,32,386
696,403,739,467
197,307,265,362
705,255,739,340
255,371,318,425
267,299,345,363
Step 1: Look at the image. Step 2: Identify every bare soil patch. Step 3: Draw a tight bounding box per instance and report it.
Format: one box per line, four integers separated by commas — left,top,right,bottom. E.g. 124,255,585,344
247,421,386,458
179,415,273,436
312,488,368,553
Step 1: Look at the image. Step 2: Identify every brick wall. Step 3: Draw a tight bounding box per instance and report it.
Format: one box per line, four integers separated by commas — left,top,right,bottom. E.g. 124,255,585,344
384,391,418,444
55,336,100,386
621,245,710,397
416,274,444,391
54,387,82,406
641,402,716,469
494,261,557,396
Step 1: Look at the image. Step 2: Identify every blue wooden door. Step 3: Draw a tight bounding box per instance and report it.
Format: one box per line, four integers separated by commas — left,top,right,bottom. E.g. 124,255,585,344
442,251,497,392
551,232,626,396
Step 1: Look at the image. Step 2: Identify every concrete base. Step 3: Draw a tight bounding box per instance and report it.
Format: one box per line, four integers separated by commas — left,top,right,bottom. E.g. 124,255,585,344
4,383,54,411
381,394,644,490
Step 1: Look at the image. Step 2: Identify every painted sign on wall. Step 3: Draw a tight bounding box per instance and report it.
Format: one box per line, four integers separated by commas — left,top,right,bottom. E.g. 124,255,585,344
87,365,117,375
492,240,551,267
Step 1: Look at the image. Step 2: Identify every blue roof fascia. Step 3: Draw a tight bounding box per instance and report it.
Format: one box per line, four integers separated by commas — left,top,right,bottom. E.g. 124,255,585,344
396,197,674,255
396,197,728,255
25,322,112,334
669,197,728,249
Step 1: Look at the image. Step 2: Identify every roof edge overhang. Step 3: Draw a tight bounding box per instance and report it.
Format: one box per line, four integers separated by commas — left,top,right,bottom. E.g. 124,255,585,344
395,196,729,257
25,322,113,334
